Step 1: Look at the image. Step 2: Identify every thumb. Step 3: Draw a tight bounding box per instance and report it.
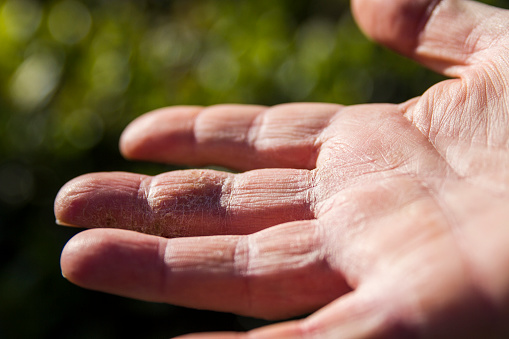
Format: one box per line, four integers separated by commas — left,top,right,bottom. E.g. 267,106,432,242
351,0,509,75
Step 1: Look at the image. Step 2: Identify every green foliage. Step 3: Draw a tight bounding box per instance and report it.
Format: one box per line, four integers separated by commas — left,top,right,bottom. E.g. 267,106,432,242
0,0,506,337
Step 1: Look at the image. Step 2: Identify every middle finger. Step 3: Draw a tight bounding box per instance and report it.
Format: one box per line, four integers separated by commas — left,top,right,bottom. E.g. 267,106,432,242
55,168,315,237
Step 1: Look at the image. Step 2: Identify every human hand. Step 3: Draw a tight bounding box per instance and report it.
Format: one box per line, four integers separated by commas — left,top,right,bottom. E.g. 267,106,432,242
55,0,509,338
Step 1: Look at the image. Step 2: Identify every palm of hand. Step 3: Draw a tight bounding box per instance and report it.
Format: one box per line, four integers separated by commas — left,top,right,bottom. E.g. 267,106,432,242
55,0,509,338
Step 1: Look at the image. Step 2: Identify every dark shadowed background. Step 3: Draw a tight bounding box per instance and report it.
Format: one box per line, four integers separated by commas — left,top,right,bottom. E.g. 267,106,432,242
0,0,506,337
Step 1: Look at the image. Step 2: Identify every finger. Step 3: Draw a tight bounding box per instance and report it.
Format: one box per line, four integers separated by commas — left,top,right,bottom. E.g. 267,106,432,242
351,0,509,75
176,284,507,339
54,169,315,237
120,103,341,171
61,222,350,319
173,321,303,339
173,321,306,339
174,290,405,339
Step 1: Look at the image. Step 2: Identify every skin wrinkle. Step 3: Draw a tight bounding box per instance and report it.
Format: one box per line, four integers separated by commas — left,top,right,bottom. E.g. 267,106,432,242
307,170,320,220
286,224,322,271
479,63,509,145
307,130,329,171
369,114,425,172
245,108,264,168
59,182,92,226
313,169,388,216
220,174,235,231
459,78,488,143
189,106,203,160
144,171,225,237
456,2,479,61
416,179,503,336
403,95,434,138
145,177,174,236
314,109,451,213
137,175,156,234
225,220,340,320
62,175,138,229
355,286,418,339
310,222,339,300
320,175,427,226
299,105,341,170
233,235,254,315
319,106,419,175
101,168,315,238
463,7,509,60
247,108,267,156
323,184,480,338
157,237,170,301
321,162,466,292
406,69,509,193
466,74,501,144
258,109,298,163
466,25,485,61
433,85,461,140
247,104,341,169
416,1,476,77
304,286,406,339
401,93,466,182
319,140,369,167
312,108,341,170
196,106,259,148
317,191,375,284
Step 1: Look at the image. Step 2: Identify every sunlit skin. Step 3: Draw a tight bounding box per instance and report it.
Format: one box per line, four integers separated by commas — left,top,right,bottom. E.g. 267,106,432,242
55,0,509,338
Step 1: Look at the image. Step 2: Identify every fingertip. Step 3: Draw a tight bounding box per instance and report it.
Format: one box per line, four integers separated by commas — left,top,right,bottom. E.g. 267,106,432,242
119,106,202,162
54,174,90,228
54,173,110,228
60,229,102,286
54,171,149,231
60,229,164,299
118,112,152,160
353,0,509,74
118,112,153,160
351,0,441,56
60,229,130,289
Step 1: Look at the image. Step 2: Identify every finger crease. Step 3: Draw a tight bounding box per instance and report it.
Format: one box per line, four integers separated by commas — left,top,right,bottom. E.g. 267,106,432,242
220,174,235,231
157,237,171,299
137,176,156,233
234,235,254,314
246,108,266,152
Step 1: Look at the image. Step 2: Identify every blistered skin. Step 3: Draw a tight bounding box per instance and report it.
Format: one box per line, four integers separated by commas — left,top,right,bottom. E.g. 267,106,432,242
55,168,315,237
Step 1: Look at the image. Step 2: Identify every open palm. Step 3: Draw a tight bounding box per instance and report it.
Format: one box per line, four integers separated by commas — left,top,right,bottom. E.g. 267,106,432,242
55,0,509,337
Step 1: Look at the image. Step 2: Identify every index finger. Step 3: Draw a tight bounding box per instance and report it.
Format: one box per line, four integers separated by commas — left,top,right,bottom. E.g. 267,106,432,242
120,103,341,171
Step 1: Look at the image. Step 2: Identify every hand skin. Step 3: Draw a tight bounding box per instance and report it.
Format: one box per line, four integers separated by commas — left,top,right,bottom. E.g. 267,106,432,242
55,0,509,338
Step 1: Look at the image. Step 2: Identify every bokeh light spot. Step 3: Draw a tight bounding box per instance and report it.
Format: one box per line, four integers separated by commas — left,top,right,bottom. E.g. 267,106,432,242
9,49,63,111
276,56,317,100
1,0,42,42
63,109,104,150
144,23,199,68
48,0,92,45
297,19,337,69
197,49,239,92
90,50,131,96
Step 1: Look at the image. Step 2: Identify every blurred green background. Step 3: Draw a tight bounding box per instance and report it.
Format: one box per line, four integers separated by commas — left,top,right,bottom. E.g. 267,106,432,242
0,0,507,337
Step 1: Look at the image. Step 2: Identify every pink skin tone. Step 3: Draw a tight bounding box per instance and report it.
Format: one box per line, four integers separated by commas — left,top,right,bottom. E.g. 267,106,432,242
55,0,509,338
